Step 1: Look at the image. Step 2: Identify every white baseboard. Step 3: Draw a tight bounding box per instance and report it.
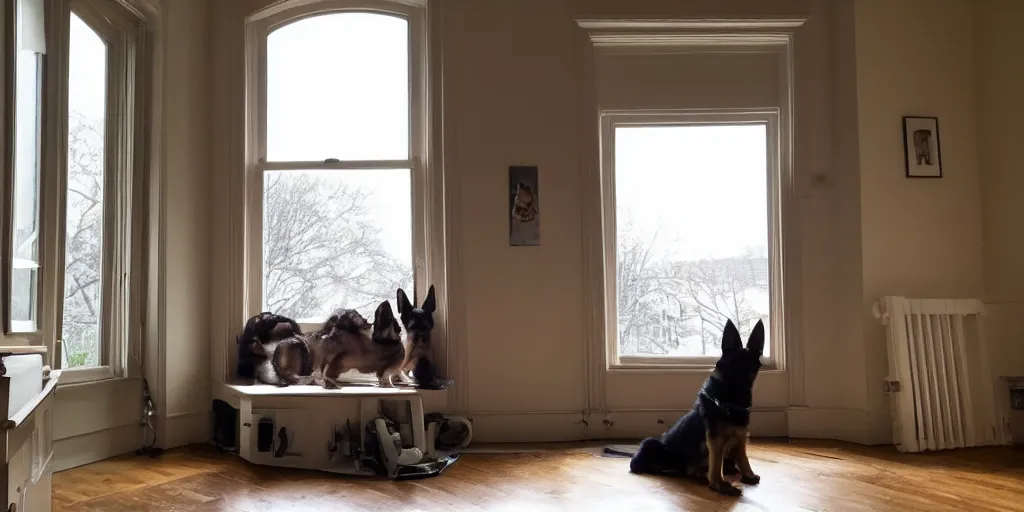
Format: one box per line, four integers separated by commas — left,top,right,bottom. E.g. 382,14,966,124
468,412,588,443
599,409,789,439
467,409,789,443
53,423,142,472
163,410,211,449
786,406,892,445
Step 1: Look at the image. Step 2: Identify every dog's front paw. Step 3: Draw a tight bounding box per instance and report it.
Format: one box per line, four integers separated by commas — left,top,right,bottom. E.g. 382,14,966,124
740,473,760,485
709,481,742,497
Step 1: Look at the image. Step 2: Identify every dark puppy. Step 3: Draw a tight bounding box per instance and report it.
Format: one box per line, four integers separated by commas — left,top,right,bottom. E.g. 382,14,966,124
630,319,765,496
396,285,444,388
235,312,302,382
271,334,314,386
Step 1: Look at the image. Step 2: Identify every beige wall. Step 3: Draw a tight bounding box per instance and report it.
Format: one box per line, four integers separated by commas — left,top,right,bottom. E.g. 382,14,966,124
852,0,986,442
192,0,1022,446
975,0,1024,380
160,0,212,447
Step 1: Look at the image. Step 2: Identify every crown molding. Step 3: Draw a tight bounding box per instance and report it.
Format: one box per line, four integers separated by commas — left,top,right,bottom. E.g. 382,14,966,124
576,18,807,48
575,17,809,32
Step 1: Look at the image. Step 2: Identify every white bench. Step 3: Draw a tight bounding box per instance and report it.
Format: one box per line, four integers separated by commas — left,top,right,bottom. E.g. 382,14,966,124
220,382,440,475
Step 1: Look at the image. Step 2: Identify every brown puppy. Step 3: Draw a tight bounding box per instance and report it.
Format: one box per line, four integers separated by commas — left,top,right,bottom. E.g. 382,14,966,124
308,302,406,388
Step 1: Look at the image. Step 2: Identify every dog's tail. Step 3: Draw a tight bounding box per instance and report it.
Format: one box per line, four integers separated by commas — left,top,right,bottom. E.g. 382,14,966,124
629,437,668,474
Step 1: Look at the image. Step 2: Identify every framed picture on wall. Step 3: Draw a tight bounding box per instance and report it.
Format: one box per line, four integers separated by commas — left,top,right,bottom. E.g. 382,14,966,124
902,116,942,178
509,165,540,246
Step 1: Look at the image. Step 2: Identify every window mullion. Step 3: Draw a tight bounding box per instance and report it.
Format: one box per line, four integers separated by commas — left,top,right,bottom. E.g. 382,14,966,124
258,159,414,171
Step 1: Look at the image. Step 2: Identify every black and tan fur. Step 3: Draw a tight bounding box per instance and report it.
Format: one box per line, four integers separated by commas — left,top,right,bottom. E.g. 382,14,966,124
630,319,765,496
235,312,302,385
396,285,443,388
306,302,407,388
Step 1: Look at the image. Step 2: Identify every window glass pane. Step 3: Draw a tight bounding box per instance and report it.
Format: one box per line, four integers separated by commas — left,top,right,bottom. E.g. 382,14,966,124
10,46,42,332
266,13,409,162
262,169,413,323
62,13,107,368
615,124,771,358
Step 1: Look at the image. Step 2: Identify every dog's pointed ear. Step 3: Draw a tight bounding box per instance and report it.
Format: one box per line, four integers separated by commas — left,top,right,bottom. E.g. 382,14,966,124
397,288,412,315
375,300,394,324
746,320,765,356
422,285,436,314
721,320,742,353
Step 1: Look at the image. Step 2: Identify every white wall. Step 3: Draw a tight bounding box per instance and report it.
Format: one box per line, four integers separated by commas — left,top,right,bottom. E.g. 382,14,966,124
192,0,1019,447
158,0,212,448
852,0,985,443
975,0,1024,395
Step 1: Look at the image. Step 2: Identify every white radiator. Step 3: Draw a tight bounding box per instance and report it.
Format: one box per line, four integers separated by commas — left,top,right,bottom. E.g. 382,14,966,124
873,297,1006,452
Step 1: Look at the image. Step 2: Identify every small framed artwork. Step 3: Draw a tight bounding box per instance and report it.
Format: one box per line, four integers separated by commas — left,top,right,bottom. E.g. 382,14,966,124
509,165,540,246
902,116,942,178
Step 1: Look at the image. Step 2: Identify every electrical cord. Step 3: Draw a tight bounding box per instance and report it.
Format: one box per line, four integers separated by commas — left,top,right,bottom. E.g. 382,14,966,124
136,378,163,458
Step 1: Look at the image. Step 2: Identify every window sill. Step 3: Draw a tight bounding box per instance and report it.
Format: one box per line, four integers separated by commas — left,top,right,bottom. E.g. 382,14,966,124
55,373,136,389
610,355,779,373
607,366,785,375
223,381,424,398
55,366,117,386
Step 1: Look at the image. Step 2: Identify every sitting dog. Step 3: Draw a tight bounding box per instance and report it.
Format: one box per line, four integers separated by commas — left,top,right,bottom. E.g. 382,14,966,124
235,312,302,384
630,319,765,496
396,285,446,388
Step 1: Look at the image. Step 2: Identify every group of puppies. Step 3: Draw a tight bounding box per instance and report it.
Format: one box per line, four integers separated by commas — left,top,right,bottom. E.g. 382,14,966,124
238,289,765,497
235,286,443,389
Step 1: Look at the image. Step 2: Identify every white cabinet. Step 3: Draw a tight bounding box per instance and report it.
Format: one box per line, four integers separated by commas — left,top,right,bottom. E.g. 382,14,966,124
1,349,58,512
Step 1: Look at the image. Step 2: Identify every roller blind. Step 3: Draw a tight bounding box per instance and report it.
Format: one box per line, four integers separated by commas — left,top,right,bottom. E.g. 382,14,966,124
20,0,46,54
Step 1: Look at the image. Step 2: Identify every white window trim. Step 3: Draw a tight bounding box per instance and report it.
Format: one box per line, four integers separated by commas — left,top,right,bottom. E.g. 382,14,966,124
600,108,786,371
243,0,432,327
2,0,46,341
38,0,148,384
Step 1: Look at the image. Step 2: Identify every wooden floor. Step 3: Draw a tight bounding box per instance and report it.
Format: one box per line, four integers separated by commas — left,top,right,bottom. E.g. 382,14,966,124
53,440,1024,511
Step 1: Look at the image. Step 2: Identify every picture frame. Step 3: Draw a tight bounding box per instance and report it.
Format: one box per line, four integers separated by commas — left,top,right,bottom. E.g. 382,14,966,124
902,116,942,178
508,165,540,246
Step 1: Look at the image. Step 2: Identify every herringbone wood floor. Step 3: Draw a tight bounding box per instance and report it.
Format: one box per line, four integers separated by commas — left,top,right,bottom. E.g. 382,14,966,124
52,440,1024,511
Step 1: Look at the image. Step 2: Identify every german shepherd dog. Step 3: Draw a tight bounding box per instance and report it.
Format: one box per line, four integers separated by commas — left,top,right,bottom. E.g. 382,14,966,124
277,301,406,389
630,319,765,496
235,312,302,384
396,285,444,388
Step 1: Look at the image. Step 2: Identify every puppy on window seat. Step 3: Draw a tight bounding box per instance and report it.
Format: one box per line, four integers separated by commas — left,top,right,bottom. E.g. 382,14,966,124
274,302,407,389
235,312,302,386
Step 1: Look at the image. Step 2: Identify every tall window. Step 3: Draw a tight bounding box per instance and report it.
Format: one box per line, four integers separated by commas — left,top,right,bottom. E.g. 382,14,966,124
41,0,147,381
61,12,107,368
9,0,45,333
251,3,425,325
604,111,781,366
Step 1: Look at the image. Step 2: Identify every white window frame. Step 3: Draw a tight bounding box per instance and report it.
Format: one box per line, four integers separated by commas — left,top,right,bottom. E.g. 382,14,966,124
244,0,430,331
601,108,786,370
38,0,148,384
2,0,46,339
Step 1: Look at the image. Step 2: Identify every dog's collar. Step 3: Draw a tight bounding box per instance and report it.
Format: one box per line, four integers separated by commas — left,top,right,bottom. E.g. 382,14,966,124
700,376,753,414
699,389,751,413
